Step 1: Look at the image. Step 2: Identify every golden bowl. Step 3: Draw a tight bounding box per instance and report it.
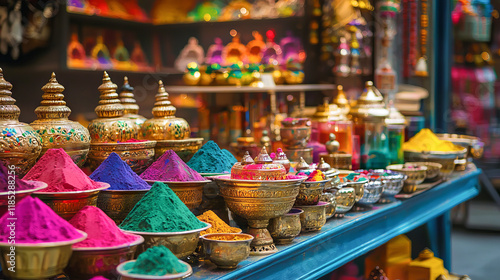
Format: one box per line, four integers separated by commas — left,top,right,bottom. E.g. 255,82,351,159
65,235,144,280
0,231,87,280
97,189,149,225
145,180,211,210
326,185,355,216
32,182,110,220
268,208,303,245
280,127,311,149
387,164,427,193
320,193,336,219
295,179,330,206
295,201,328,232
122,222,211,259
436,133,484,160
117,259,192,280
212,175,305,255
338,177,367,202
406,162,443,181
0,181,47,216
200,233,254,269
404,148,467,180
154,138,203,162
87,141,156,174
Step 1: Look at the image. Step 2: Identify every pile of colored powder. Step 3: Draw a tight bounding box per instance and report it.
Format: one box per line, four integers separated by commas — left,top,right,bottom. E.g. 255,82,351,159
187,141,237,173
122,246,186,276
69,206,139,248
0,162,35,192
341,173,369,183
24,148,102,192
197,210,241,236
204,234,252,241
403,128,463,152
140,150,204,181
297,170,326,182
0,196,84,243
90,153,150,190
119,182,206,232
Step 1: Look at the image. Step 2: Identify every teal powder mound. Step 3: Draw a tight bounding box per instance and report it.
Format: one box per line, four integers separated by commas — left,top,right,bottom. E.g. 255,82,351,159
187,140,237,173
123,245,187,276
119,182,206,232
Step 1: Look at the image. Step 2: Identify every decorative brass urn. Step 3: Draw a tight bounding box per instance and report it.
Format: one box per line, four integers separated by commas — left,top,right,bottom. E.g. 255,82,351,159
0,68,42,176
141,80,190,140
30,73,91,167
88,72,140,143
119,76,146,126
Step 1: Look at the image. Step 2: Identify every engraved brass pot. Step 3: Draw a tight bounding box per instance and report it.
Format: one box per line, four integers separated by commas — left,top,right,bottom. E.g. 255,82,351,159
87,141,156,174
295,179,329,205
212,175,305,255
326,185,355,217
268,208,303,244
97,189,149,225
145,180,211,210
320,193,336,219
387,164,428,193
404,149,467,180
295,201,328,232
154,138,203,162
405,162,442,181
200,233,254,269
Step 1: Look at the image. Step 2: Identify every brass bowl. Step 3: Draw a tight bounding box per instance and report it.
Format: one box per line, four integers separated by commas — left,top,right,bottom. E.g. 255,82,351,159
65,235,144,280
268,208,303,245
357,180,384,205
295,179,329,205
97,189,149,225
154,138,203,162
327,186,355,216
200,233,254,269
32,182,110,220
0,181,47,216
87,141,156,174
280,127,311,149
145,180,211,210
406,162,442,181
369,171,407,197
339,177,367,202
436,133,484,159
0,231,87,280
295,201,328,232
324,169,340,190
319,193,336,219
117,259,192,280
122,222,211,259
212,175,305,255
387,164,427,193
319,153,353,170
404,148,467,180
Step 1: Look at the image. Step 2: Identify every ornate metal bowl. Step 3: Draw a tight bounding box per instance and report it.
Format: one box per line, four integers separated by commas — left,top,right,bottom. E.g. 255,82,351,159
154,138,203,162
295,201,328,232
338,176,367,202
200,233,254,269
145,180,211,210
323,169,340,190
268,208,303,245
32,182,110,220
320,193,336,219
326,185,355,217
122,222,211,259
0,231,87,280
436,133,484,160
358,170,407,198
387,164,427,193
65,235,144,280
357,180,384,205
404,148,467,180
212,175,305,255
117,259,192,280
295,179,330,206
97,189,149,225
0,181,47,216
87,141,156,174
406,162,443,181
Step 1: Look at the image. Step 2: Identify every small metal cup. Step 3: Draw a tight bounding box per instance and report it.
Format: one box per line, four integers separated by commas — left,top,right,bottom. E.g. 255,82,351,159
295,202,327,232
268,208,303,245
200,233,254,269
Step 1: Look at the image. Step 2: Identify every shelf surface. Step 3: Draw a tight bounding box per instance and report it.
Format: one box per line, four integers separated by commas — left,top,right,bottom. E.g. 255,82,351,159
190,166,481,280
154,15,304,27
163,84,336,94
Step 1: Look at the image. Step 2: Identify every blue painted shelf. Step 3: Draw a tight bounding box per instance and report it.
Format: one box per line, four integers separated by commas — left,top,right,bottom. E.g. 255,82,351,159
191,166,481,280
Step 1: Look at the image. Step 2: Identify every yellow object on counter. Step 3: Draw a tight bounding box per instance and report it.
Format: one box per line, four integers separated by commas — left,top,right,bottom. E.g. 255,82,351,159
204,235,252,241
365,235,412,280
403,129,463,152
197,210,241,236
408,249,449,280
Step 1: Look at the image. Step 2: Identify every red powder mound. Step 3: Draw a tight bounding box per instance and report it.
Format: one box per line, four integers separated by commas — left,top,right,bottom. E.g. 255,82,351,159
24,148,102,192
69,206,139,248
140,150,204,181
0,196,84,243
0,162,35,192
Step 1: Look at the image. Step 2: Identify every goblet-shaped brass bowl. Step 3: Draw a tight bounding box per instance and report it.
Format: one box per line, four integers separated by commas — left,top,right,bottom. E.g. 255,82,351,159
97,189,150,225
406,162,443,181
268,208,303,245
200,233,254,269
65,235,144,280
326,185,355,217
404,148,467,180
32,182,110,220
295,202,328,232
145,180,211,210
280,127,311,149
387,164,428,193
154,138,203,162
212,175,306,255
320,193,336,219
295,179,330,205
87,141,156,174
338,175,367,202
0,181,47,216
122,222,211,259
0,231,87,280
117,259,192,280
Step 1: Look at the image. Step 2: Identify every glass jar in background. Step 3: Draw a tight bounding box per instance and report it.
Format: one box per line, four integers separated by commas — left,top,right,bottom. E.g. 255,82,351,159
386,105,407,164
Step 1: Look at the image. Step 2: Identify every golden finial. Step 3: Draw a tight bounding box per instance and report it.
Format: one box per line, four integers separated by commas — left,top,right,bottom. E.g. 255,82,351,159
119,76,139,115
35,72,71,119
151,80,176,118
0,68,20,120
95,71,124,118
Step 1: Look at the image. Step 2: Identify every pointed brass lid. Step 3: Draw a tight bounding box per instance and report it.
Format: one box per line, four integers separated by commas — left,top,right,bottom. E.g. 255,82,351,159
119,76,140,115
255,146,273,164
296,157,310,171
349,81,389,119
35,72,71,119
317,158,331,171
241,151,255,165
333,85,350,111
152,80,176,118
95,71,124,118
0,68,20,120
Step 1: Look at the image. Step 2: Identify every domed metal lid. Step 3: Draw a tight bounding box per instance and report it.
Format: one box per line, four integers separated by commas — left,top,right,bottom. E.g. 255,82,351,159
332,85,350,115
152,80,177,118
312,98,344,122
120,76,140,115
0,68,20,120
349,81,389,119
95,71,125,118
254,146,273,164
35,73,71,120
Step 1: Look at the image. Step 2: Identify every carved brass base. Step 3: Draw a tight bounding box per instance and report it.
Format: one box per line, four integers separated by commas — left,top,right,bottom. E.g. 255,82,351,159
247,220,278,255
274,238,294,245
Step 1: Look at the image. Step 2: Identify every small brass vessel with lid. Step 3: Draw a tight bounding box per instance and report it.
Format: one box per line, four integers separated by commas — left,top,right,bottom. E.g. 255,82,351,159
88,72,140,143
0,68,42,176
119,76,146,126
30,73,91,167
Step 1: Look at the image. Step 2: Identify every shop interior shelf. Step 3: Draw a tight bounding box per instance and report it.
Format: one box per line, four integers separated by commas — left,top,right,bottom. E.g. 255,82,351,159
190,166,481,280
163,84,336,94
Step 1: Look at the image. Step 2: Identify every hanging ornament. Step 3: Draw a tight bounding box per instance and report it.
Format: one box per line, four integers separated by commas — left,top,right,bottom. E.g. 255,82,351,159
334,37,351,77
415,0,428,77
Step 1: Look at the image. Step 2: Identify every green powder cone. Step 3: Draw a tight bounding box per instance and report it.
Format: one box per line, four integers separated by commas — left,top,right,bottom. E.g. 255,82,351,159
123,245,187,276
